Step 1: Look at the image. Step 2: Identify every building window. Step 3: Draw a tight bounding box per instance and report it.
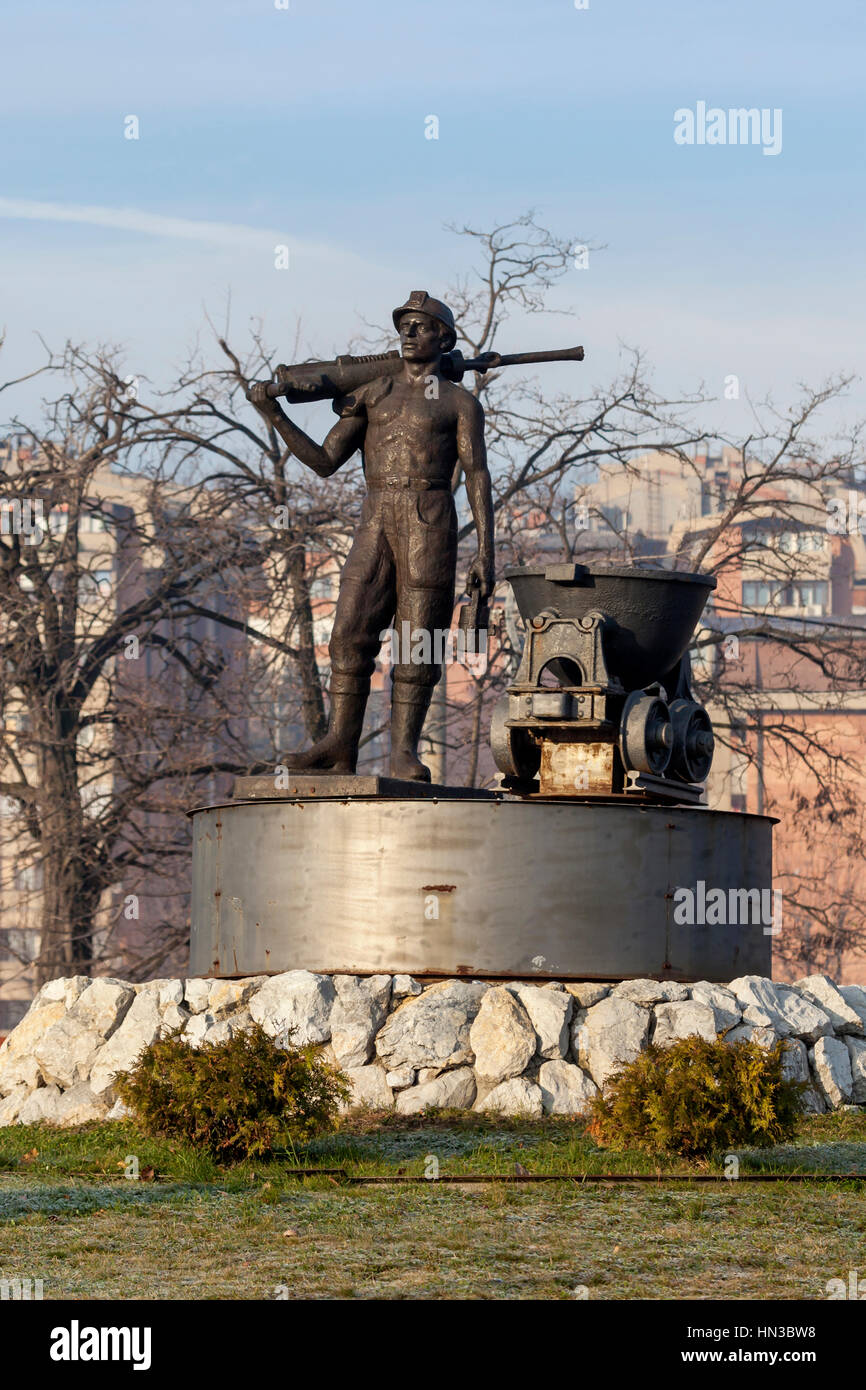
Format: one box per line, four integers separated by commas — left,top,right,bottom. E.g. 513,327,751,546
781,530,827,554
13,862,44,893
794,581,828,608
309,574,336,601
3,928,41,961
742,580,828,610
78,570,113,598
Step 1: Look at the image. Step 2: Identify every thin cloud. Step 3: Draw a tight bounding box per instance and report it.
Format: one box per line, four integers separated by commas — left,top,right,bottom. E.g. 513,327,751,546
0,197,323,255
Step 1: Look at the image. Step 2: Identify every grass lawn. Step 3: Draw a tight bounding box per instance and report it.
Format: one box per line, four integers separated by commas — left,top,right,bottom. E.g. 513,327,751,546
0,1110,864,1300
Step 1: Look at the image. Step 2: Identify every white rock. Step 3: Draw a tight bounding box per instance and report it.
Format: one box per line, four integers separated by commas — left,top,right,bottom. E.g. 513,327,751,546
652,1001,717,1047
569,1007,587,1060
795,975,865,1036
469,987,536,1083
613,978,688,1005
226,1010,254,1036
417,1067,441,1085
537,1060,597,1115
375,981,488,1070
395,1067,476,1115
839,984,866,1030
800,1086,827,1114
136,978,171,998
660,981,691,1001
69,979,136,1036
157,980,185,1009
34,980,135,1088
728,975,779,1006
89,990,163,1097
205,1019,235,1046
475,1076,543,1118
515,985,572,1059
0,999,69,1093
183,1012,248,1049
774,986,833,1045
845,1037,866,1104
689,981,742,1031
339,1064,394,1112
32,976,91,1009
725,1024,779,1049
330,975,392,1068
0,1085,30,1125
206,977,267,1018
576,996,651,1088
17,1085,62,1125
184,1012,216,1048
392,975,423,999
779,1037,810,1084
184,979,213,1014
248,970,335,1045
385,1067,415,1090
161,1003,190,1032
809,1036,854,1108
54,1083,110,1128
563,982,610,1008
742,1004,785,1030
728,976,790,1035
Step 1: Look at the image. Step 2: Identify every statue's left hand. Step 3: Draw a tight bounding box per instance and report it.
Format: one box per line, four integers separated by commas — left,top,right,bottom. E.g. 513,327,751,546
467,552,495,600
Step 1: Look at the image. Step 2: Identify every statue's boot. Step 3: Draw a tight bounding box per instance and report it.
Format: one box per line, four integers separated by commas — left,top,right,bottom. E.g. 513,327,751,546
389,681,435,782
283,675,369,774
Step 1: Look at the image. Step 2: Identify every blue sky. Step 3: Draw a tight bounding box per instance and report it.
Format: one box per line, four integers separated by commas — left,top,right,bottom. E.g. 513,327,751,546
1,0,864,436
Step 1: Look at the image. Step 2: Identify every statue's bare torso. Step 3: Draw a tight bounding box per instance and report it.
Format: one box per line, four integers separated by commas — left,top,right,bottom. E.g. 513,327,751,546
345,376,476,484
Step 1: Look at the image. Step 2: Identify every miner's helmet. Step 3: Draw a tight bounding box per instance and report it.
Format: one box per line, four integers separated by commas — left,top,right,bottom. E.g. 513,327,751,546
392,290,457,352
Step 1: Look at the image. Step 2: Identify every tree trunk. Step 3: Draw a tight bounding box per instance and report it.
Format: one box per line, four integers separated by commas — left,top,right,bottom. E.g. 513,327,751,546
464,687,484,788
286,540,328,742
34,739,98,986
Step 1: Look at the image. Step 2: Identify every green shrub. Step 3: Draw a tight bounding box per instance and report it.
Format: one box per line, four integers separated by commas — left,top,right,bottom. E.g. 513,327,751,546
587,1035,806,1158
115,1022,351,1161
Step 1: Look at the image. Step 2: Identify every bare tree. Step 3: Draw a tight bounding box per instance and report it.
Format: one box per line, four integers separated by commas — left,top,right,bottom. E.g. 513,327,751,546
0,346,264,985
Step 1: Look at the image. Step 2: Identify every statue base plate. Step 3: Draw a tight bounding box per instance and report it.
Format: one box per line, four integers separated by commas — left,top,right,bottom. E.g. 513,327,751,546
231,774,499,802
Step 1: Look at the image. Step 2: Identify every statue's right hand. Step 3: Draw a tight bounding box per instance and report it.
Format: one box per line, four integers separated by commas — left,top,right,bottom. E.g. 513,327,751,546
247,381,277,409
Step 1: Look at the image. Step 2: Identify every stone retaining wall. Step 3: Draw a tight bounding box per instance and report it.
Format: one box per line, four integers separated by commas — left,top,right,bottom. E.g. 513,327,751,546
1,971,865,1126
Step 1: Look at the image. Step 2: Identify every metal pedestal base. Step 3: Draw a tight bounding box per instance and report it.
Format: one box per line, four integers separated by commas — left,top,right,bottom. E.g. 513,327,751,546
189,790,773,982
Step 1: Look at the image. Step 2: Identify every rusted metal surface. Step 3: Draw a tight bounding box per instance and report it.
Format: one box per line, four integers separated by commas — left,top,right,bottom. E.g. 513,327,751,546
539,738,615,797
190,796,773,982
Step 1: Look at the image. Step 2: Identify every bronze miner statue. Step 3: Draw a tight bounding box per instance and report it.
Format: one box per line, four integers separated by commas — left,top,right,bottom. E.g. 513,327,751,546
248,291,584,782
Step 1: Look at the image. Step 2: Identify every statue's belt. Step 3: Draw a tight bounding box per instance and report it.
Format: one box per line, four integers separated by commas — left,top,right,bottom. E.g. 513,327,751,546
366,477,451,491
